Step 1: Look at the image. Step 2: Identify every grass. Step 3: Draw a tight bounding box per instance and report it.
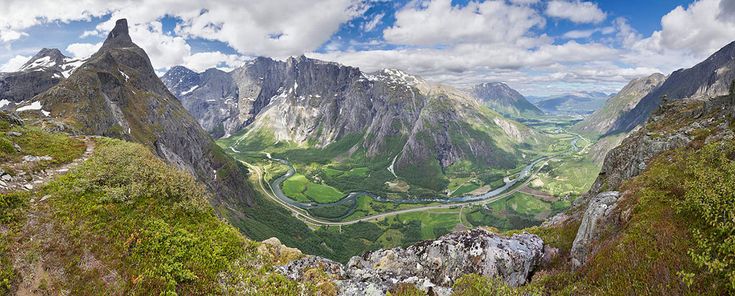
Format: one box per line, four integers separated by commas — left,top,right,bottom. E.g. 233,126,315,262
464,192,557,231
282,173,344,203
393,209,463,240
0,121,86,174
281,174,310,202
506,193,551,217
533,156,599,197
27,138,313,294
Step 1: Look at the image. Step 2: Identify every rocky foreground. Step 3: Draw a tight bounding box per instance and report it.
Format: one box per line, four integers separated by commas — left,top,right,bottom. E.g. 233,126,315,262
274,229,545,295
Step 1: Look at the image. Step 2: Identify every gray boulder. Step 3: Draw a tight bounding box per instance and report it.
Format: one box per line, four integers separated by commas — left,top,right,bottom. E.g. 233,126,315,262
571,191,620,268
279,229,544,295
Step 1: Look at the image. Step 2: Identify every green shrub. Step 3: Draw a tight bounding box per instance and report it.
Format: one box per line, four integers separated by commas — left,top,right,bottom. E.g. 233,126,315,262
451,274,541,296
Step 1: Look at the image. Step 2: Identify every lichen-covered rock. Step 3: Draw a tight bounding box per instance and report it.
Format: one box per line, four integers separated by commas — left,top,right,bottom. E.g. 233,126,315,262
571,191,621,268
257,237,303,265
277,255,346,281
278,229,544,295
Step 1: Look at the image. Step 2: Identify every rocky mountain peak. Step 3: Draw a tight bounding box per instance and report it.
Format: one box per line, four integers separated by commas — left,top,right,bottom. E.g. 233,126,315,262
102,18,133,49
19,48,67,72
471,81,543,116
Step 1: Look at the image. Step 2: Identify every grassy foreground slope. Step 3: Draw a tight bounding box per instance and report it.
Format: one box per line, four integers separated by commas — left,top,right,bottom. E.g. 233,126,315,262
1,136,329,295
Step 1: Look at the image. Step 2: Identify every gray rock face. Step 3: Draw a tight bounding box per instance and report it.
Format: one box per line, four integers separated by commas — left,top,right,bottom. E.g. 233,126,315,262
575,73,665,136
613,40,735,133
571,191,620,268
162,66,238,138
279,229,544,295
34,19,255,213
0,48,84,105
471,82,543,117
163,59,538,183
587,128,691,197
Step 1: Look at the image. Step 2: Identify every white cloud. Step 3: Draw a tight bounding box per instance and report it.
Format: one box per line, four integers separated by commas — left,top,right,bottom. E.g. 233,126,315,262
80,30,102,38
0,55,30,72
0,30,28,42
649,0,735,57
615,0,735,75
562,29,596,39
719,0,735,22
0,0,364,59
383,0,545,46
562,26,614,39
362,13,385,32
1,0,733,97
129,22,192,69
182,51,247,72
66,42,102,58
546,1,607,24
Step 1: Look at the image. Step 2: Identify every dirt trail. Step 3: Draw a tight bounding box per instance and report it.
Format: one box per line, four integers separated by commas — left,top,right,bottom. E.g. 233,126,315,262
11,137,96,296
0,136,95,194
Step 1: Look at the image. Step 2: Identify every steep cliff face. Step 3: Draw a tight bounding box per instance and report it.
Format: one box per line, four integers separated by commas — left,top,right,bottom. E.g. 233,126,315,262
0,48,84,105
574,73,665,136
162,67,238,138
612,41,735,133
471,82,543,117
278,229,545,295
166,58,542,184
28,19,254,212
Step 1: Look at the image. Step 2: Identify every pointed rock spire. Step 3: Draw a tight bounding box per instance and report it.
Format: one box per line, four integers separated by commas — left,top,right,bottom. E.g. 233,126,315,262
102,19,133,49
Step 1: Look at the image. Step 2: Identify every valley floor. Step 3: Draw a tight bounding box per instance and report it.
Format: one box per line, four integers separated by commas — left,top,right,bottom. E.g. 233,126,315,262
220,116,599,262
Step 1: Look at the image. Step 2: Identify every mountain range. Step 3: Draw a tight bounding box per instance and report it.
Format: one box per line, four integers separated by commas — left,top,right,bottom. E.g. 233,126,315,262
529,91,611,115
164,58,547,190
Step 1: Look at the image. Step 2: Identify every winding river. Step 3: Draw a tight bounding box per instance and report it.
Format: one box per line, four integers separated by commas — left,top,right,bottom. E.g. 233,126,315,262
266,154,549,219
234,131,584,220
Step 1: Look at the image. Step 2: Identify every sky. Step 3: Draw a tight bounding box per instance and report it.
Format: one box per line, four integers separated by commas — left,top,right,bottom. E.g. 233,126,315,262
1,0,735,96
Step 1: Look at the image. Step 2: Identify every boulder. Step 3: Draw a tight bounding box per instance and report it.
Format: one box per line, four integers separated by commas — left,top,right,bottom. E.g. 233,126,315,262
571,191,620,268
279,229,545,295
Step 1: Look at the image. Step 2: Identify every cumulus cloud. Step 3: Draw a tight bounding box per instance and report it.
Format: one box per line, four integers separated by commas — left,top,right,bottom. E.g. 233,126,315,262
0,55,30,72
1,0,734,97
616,0,735,75
383,0,544,46
648,0,735,57
546,1,607,24
0,0,364,58
182,52,247,72
66,42,102,58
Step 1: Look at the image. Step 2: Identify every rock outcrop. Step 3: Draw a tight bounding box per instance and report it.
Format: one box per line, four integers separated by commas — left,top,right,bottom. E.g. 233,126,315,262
571,191,620,268
30,19,255,216
279,229,545,295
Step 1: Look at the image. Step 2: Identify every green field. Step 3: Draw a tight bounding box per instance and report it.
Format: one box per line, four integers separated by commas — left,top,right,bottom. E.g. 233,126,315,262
532,156,599,197
282,173,344,203
464,192,565,231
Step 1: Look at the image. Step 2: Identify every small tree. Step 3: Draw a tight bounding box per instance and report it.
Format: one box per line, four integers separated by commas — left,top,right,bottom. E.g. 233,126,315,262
730,79,735,95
